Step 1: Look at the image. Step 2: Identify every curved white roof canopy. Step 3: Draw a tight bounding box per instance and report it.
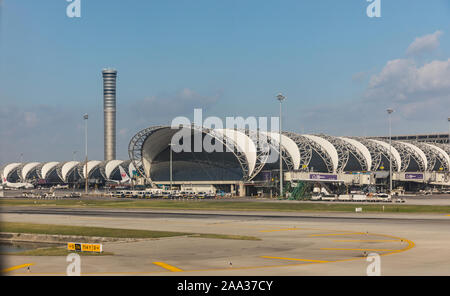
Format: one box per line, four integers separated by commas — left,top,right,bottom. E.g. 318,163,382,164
215,129,257,176
426,143,450,168
339,137,372,170
105,160,124,179
21,162,40,180
367,139,402,172
302,134,339,173
61,161,79,182
2,163,22,179
142,127,181,178
41,162,60,179
263,132,301,170
141,126,263,178
398,141,428,171
82,161,102,178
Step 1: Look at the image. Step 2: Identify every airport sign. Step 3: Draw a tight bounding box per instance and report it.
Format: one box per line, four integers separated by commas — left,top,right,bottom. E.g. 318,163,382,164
405,173,424,180
67,242,103,252
309,174,338,180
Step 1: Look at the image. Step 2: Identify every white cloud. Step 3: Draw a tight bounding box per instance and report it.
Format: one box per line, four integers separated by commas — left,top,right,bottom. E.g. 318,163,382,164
406,30,443,56
366,58,450,102
299,31,450,136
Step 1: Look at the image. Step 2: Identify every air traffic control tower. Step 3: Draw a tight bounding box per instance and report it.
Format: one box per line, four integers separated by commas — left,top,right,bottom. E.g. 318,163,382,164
102,68,117,161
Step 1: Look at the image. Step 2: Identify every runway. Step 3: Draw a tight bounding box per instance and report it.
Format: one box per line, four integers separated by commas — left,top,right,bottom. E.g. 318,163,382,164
2,206,450,276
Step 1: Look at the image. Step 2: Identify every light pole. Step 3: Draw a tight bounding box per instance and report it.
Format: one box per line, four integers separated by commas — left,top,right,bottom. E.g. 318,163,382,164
169,143,173,191
83,114,89,195
448,117,450,150
448,117,450,172
277,93,286,198
72,151,77,191
387,108,394,194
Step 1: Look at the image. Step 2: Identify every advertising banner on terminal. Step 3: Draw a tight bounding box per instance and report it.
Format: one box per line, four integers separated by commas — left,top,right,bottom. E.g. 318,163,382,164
405,173,424,180
309,174,338,180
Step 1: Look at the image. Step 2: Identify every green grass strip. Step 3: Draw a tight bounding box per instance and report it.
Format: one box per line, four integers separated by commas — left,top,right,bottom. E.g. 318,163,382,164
0,222,191,239
0,222,260,241
2,198,450,213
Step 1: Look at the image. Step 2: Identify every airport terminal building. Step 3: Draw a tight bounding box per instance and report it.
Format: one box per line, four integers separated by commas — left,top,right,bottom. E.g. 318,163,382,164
2,126,449,195
1,160,136,188
127,125,450,195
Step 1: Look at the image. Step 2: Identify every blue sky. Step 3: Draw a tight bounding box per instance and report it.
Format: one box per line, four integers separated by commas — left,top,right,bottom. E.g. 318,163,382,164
1,0,449,163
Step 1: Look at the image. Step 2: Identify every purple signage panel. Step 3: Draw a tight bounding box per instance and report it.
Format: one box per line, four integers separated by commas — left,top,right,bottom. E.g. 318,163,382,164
405,173,423,180
310,174,338,180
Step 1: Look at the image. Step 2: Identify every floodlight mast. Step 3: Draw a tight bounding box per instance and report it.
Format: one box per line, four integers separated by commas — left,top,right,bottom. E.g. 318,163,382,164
84,113,89,195
387,108,394,194
277,93,286,198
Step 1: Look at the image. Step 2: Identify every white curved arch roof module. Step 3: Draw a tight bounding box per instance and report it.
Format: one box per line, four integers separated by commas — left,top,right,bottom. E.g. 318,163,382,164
215,129,257,176
21,162,40,180
61,161,79,182
367,139,402,172
105,160,124,179
82,160,102,178
141,127,178,178
302,134,339,173
2,163,22,179
339,137,372,170
398,141,428,171
426,143,450,168
265,132,301,170
41,162,60,180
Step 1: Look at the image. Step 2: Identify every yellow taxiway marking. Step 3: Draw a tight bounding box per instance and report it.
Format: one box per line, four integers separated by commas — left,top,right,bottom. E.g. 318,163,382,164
10,229,416,275
153,262,183,272
333,239,401,243
259,228,299,232
13,234,416,275
321,248,398,252
261,256,329,263
309,232,365,237
1,263,34,273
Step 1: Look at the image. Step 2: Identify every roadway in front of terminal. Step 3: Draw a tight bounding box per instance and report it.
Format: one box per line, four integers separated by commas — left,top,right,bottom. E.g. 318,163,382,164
2,203,450,276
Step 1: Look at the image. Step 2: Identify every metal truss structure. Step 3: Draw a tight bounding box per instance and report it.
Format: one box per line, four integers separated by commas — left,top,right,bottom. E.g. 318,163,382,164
128,125,166,182
355,138,396,172
6,128,448,187
388,141,426,172
283,132,336,173
413,142,449,172
316,135,349,173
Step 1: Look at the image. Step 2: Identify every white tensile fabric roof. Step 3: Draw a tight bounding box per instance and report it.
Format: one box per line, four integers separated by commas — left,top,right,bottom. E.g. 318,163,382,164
41,162,60,179
302,134,339,173
339,137,372,170
214,129,257,176
426,143,450,168
21,162,40,180
263,131,301,170
1,163,22,179
398,141,428,171
82,160,102,178
367,139,402,172
105,160,124,180
61,161,80,182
